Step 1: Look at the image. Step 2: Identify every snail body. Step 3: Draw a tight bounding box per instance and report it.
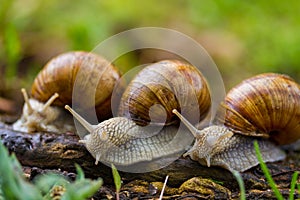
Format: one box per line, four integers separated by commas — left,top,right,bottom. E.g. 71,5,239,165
65,105,184,165
13,51,120,133
173,73,300,172
65,60,211,166
172,112,286,172
12,89,70,133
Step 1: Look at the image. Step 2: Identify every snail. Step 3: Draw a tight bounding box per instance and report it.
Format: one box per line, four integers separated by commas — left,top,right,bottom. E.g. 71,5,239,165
172,73,300,172
18,51,298,172
64,60,211,166
12,89,68,133
13,51,120,133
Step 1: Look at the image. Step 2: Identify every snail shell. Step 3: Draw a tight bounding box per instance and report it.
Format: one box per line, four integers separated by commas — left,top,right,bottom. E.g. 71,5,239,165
174,73,300,172
223,73,300,145
31,51,120,122
65,60,211,167
13,51,120,133
118,60,211,126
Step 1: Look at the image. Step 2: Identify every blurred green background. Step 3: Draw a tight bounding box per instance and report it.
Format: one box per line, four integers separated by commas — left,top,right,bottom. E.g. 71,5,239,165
0,0,299,99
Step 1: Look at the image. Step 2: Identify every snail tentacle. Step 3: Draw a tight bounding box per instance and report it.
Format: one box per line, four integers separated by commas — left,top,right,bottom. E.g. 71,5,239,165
42,93,59,112
65,105,95,132
21,88,33,114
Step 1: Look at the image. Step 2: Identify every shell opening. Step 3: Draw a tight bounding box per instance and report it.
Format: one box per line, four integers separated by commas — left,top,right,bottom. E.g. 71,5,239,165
42,93,59,112
172,109,199,138
21,88,33,114
65,105,94,133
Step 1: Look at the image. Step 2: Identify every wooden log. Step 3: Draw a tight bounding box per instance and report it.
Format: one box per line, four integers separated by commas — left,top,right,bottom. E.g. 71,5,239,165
0,123,233,186
0,121,299,197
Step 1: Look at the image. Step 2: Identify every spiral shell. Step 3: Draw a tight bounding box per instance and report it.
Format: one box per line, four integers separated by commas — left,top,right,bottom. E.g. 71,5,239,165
64,59,211,168
118,60,211,126
31,51,120,121
223,73,300,145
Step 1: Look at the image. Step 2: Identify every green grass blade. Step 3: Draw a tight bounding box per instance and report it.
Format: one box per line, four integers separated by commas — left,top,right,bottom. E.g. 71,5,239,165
289,171,299,200
75,164,85,181
111,163,122,200
254,140,284,200
111,163,122,192
232,170,246,200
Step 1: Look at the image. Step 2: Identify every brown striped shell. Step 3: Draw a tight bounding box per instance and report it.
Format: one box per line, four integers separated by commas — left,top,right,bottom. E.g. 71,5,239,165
223,73,300,145
31,51,120,121
118,60,211,126
64,59,212,168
